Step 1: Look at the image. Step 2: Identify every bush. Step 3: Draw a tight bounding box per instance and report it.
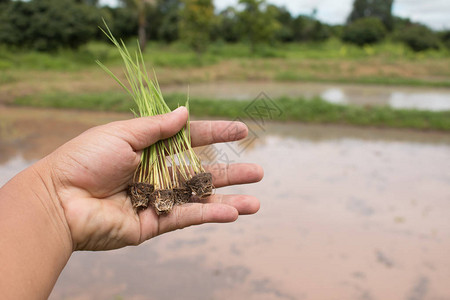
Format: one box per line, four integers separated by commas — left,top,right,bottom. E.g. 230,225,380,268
438,30,450,50
0,0,99,51
395,24,440,52
109,7,138,40
212,7,240,43
342,17,386,46
155,0,180,43
292,16,331,42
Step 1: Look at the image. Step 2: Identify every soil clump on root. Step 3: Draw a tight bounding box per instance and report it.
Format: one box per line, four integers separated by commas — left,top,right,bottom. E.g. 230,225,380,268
153,189,174,215
128,183,154,210
187,172,214,198
173,184,192,205
127,172,214,214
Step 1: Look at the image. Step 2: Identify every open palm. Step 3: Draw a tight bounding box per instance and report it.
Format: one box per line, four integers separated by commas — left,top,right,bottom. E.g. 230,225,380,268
47,108,263,251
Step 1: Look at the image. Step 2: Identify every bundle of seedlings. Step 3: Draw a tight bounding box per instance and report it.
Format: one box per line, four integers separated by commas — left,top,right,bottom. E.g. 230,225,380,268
97,24,213,214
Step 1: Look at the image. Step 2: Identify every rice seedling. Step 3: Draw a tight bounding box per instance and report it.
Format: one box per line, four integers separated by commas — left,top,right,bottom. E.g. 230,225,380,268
97,23,213,214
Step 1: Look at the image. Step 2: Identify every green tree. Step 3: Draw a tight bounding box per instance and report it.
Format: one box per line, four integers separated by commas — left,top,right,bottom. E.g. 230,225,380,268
0,0,98,51
392,16,412,31
74,0,99,5
270,5,294,42
119,0,156,51
179,0,215,54
343,17,386,46
237,0,280,52
292,15,331,42
395,24,440,52
348,0,394,30
0,0,9,10
101,6,138,40
212,7,240,43
440,30,450,49
155,0,180,43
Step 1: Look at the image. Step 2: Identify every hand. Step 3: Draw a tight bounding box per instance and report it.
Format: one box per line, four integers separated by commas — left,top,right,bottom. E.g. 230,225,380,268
43,107,263,251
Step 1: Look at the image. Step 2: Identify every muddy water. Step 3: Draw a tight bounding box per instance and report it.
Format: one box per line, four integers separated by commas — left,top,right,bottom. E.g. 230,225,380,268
1,107,450,300
162,82,450,111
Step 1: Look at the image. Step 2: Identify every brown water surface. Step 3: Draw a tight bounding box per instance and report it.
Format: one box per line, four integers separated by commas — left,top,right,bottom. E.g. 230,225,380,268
1,106,449,300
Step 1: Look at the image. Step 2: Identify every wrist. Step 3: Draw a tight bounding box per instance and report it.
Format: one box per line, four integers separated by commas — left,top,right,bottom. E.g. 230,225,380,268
0,156,73,298
7,157,74,257
30,156,74,253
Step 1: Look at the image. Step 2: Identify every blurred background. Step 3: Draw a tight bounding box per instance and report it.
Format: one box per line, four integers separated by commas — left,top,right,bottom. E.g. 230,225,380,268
0,0,449,299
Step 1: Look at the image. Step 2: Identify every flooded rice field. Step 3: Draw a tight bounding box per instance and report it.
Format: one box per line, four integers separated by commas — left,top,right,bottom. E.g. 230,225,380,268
163,82,450,111
1,106,449,300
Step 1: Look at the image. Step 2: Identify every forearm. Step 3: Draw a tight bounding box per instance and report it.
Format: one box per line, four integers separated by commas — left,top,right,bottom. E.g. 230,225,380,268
0,158,72,299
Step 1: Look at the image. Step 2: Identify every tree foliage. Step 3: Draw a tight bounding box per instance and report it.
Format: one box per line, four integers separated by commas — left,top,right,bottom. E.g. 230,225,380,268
348,0,394,30
343,17,386,46
292,15,331,42
395,24,440,52
270,5,294,42
179,0,215,54
118,0,157,51
73,0,99,5
0,0,98,51
0,0,445,54
440,30,450,50
212,7,240,43
237,0,280,52
116,0,180,43
101,6,138,41
155,0,180,43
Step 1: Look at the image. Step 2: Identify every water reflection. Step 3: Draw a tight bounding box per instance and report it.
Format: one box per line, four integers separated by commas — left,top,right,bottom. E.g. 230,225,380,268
0,106,133,163
163,82,450,111
321,88,347,105
389,92,450,111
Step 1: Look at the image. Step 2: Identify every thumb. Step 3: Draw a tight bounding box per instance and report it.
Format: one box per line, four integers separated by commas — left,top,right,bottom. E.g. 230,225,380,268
107,107,188,151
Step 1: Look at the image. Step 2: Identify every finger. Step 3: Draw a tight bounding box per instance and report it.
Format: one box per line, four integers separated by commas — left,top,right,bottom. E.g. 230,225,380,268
190,120,248,147
204,163,264,188
106,106,188,151
157,203,239,235
200,194,260,215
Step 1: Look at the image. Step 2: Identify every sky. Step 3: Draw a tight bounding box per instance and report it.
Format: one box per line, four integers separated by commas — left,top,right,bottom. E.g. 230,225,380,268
99,0,450,30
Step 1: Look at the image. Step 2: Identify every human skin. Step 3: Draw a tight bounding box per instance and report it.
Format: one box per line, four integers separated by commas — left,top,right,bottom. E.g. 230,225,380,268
0,107,263,299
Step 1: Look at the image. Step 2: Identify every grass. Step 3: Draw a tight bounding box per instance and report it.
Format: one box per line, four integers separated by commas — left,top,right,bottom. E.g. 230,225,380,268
13,91,131,111
0,72,16,84
0,41,218,71
13,92,450,131
0,44,111,71
1,39,449,88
